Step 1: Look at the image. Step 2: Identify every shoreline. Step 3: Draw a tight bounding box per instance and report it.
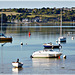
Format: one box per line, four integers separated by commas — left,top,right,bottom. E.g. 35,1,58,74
0,21,75,26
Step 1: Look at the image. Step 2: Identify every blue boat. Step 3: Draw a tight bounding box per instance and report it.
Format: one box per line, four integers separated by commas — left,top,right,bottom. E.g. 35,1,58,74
43,43,61,48
58,36,66,42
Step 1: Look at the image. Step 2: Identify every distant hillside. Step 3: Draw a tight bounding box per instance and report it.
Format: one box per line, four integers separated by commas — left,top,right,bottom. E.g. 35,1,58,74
0,12,21,16
0,7,75,23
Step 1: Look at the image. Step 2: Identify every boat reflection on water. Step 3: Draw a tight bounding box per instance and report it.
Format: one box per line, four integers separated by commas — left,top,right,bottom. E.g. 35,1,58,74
58,41,66,44
12,67,23,73
32,58,62,67
0,41,12,46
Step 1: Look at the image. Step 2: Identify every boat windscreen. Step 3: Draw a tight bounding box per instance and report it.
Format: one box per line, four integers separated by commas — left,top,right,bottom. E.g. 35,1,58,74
49,50,53,51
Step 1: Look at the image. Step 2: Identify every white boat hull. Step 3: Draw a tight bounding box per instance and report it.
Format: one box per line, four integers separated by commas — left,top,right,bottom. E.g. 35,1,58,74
12,62,23,68
31,50,62,58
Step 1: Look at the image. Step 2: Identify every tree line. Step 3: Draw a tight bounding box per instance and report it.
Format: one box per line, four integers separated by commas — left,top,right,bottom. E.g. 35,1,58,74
0,7,75,23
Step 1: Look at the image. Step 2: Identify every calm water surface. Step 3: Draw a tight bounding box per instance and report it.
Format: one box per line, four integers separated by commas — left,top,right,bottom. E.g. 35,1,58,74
0,24,75,74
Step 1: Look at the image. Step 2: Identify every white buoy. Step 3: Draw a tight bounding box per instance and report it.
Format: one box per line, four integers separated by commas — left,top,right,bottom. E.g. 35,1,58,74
21,42,23,45
72,37,74,40
63,55,66,59
56,40,58,44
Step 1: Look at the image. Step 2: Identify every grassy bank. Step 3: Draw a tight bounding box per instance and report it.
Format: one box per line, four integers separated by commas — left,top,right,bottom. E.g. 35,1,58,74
27,14,56,18
0,12,21,16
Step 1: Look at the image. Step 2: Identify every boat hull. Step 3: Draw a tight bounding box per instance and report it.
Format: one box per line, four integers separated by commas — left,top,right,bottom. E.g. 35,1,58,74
31,54,62,58
0,37,12,42
43,45,59,48
58,37,66,42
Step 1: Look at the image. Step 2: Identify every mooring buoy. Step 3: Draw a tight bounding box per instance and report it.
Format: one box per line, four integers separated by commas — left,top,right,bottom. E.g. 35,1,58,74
21,42,23,45
72,37,74,40
63,55,66,59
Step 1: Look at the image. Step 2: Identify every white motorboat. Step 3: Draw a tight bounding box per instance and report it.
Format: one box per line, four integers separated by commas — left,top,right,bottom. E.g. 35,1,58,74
12,62,23,68
31,49,62,58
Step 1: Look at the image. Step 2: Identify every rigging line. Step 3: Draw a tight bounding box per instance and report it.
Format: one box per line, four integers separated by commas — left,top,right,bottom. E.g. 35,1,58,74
60,8,62,37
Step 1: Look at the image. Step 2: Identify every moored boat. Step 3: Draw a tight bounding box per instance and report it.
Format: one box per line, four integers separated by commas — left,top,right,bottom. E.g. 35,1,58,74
0,33,12,42
12,59,23,68
0,12,12,42
43,42,61,48
58,9,66,42
58,36,66,42
31,49,62,58
12,62,23,68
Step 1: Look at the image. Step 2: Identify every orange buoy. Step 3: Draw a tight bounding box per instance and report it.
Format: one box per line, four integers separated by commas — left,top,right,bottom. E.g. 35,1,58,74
29,32,31,35
63,55,66,59
58,56,60,59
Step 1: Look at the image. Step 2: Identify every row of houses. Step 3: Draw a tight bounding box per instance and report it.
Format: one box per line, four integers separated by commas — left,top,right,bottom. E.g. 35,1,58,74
10,17,58,24
62,7,75,11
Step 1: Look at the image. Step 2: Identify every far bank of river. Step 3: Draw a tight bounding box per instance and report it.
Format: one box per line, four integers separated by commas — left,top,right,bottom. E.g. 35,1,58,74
0,21,75,26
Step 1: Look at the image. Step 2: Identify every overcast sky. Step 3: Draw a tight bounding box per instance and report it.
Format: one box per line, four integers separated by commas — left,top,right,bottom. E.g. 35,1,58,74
0,1,75,8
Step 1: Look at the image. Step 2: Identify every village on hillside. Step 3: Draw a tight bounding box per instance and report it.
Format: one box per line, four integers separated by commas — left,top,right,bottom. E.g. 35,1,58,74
0,7,75,25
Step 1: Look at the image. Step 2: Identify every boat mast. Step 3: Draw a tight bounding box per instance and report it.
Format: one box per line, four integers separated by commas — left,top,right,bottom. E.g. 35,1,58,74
60,8,62,37
1,11,3,36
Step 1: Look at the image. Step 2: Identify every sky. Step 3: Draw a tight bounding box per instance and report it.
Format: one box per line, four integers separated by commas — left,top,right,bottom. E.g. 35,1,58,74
0,1,75,9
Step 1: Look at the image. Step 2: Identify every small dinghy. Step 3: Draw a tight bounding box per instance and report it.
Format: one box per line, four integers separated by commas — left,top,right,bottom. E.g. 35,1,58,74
12,62,23,68
12,59,23,68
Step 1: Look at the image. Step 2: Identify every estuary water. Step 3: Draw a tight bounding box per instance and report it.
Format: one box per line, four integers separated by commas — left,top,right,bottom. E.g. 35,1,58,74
0,24,75,74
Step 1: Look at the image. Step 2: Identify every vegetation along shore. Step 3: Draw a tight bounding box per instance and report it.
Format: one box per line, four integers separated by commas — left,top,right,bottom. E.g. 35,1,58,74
0,7,75,25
